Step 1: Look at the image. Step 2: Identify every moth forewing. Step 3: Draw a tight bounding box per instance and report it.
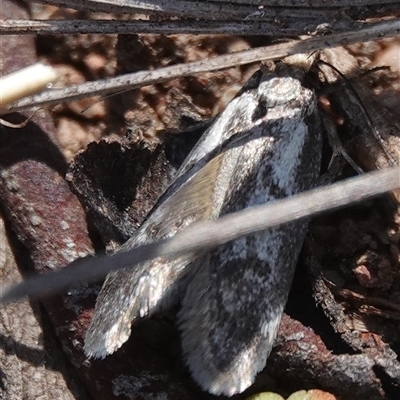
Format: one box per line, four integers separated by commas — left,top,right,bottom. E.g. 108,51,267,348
179,76,322,396
84,72,322,396
83,146,224,358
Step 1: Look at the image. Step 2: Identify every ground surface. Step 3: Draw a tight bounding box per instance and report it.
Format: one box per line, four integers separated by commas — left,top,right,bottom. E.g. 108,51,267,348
1,1,400,400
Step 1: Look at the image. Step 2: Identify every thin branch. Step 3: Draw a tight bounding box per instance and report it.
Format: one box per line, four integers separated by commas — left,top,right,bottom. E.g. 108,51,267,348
30,0,259,19
4,18,399,113
208,0,400,6
1,166,399,304
0,18,329,36
30,0,400,19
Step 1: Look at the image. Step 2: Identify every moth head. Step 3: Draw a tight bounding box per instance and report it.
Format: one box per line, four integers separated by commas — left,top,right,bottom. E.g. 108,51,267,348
258,77,303,108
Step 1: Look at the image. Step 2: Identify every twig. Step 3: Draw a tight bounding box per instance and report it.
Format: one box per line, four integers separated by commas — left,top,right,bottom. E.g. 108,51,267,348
0,18,347,36
209,0,400,5
1,166,399,304
4,18,400,113
30,0,400,19
28,0,260,19
333,288,400,314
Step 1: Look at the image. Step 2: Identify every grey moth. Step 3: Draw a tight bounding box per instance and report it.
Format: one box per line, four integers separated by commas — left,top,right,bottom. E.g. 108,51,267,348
84,68,322,396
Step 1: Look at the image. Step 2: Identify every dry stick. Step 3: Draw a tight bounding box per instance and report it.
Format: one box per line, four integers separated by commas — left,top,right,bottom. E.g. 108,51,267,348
209,0,400,6
0,18,341,36
2,7,354,26
1,166,399,304
5,1,398,36
27,3,400,22
31,0,400,18
30,0,259,19
5,18,400,113
333,288,400,314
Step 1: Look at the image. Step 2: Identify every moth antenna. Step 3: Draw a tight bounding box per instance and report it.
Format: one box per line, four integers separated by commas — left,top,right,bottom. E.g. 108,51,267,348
79,87,135,115
316,59,397,166
318,94,364,175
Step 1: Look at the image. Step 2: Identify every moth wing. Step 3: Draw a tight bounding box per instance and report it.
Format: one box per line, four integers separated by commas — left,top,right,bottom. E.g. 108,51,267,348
178,87,322,395
84,80,264,360
84,155,224,359
179,223,308,396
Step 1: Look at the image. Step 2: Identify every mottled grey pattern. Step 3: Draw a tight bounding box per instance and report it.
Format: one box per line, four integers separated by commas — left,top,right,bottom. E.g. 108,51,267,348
84,71,322,396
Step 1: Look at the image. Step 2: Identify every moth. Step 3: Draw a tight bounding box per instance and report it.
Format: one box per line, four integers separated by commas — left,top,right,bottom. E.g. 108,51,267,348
84,68,322,396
